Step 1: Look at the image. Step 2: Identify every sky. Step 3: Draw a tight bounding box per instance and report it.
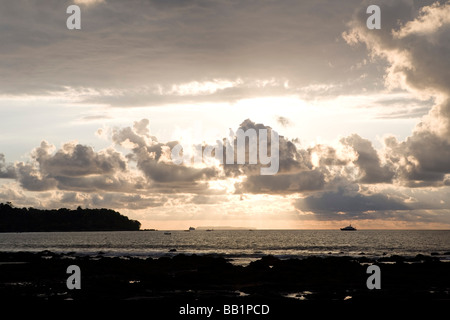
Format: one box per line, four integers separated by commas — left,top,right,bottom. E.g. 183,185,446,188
1,0,450,229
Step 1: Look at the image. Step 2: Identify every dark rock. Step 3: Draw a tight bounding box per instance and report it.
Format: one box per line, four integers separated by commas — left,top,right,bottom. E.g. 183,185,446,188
0,251,449,302
413,254,428,261
378,255,405,263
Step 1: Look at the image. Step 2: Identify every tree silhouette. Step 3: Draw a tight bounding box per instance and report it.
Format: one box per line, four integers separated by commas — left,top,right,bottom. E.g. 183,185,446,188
0,203,141,232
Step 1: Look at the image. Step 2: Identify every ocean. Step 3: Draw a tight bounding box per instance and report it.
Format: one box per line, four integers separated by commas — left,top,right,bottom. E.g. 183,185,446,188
0,230,449,265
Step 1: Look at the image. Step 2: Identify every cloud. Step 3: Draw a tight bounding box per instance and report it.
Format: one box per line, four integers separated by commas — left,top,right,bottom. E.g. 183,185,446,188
0,111,449,227
226,119,311,174
392,2,450,38
236,170,325,194
189,194,228,205
308,144,350,167
226,120,394,194
112,119,219,185
35,141,127,177
385,131,450,186
64,192,165,210
285,1,450,223
294,187,409,220
74,0,104,5
2,1,450,229
344,0,450,186
341,134,394,184
227,120,365,194
371,96,434,119
293,179,450,223
0,154,16,179
15,162,58,191
12,120,220,195
0,0,371,105
276,116,293,127
15,140,142,193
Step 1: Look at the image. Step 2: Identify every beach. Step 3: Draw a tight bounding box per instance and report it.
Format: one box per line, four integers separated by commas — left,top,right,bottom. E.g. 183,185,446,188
1,230,449,316
1,250,449,305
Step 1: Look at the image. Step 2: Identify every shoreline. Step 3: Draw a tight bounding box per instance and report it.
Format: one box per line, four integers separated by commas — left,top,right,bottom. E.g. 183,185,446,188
1,251,449,302
1,250,449,268
1,245,449,266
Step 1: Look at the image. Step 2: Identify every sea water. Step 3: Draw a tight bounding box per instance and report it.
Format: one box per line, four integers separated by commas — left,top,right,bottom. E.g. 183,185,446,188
0,230,448,265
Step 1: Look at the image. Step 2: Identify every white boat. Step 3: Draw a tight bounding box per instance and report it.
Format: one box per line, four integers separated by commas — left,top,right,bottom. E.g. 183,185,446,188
340,224,357,231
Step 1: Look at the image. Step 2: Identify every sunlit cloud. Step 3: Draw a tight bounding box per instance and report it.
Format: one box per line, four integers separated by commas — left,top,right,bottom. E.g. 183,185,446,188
1,0,450,229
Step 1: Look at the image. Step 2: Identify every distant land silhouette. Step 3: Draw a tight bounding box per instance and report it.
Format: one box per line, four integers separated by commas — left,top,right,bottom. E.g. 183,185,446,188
196,226,256,230
0,202,140,232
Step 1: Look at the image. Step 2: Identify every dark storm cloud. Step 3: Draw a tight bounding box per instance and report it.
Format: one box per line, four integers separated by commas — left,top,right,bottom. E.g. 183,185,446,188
0,0,372,104
385,132,450,186
138,159,217,184
35,142,127,177
15,162,58,191
294,180,450,222
294,187,409,220
14,140,145,193
0,154,16,179
341,134,394,183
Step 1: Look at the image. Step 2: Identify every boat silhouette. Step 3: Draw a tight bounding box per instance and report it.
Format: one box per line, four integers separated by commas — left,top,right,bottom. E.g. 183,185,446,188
340,224,357,231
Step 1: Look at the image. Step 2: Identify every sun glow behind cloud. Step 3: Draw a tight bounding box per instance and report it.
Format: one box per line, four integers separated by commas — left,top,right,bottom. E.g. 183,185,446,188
1,1,450,229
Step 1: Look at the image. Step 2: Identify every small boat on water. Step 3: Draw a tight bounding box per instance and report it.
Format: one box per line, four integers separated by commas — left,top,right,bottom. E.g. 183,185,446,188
189,227,195,231
164,232,171,235
340,224,357,231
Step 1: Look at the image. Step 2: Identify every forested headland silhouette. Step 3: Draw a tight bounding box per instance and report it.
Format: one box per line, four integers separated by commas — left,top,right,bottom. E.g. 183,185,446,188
0,202,141,232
